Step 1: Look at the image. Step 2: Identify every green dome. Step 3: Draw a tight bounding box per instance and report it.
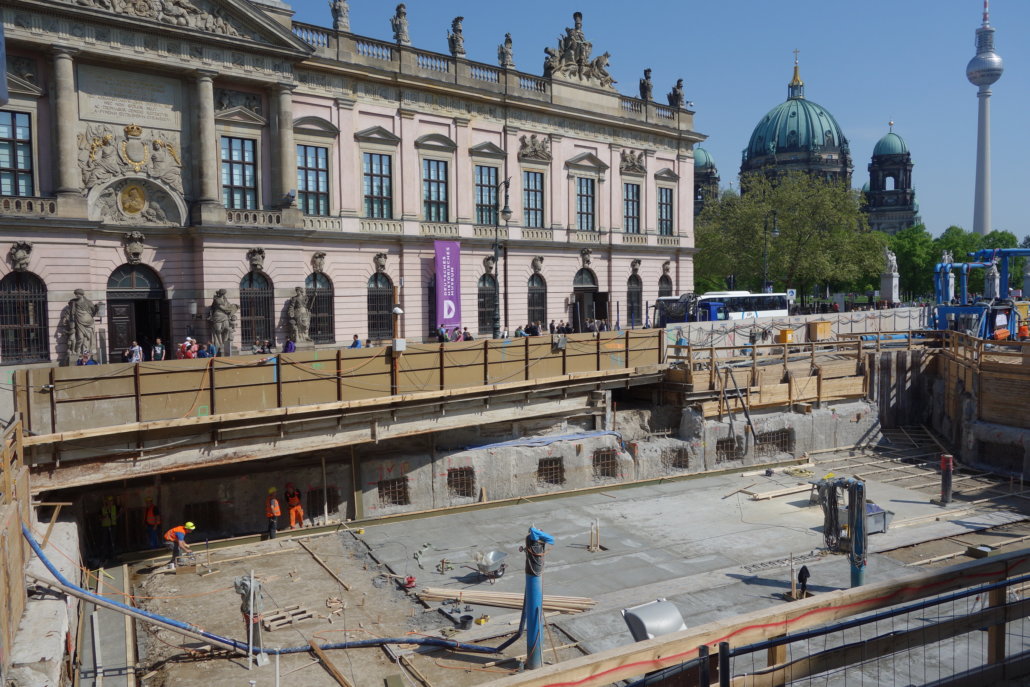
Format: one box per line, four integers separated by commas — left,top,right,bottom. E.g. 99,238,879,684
694,147,715,170
873,131,908,156
744,96,849,162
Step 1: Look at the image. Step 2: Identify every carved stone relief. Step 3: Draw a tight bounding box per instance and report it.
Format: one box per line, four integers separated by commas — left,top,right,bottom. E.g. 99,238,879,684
215,89,263,115
620,149,646,174
580,248,592,267
662,260,671,275
374,252,388,273
78,123,183,195
6,57,37,83
8,242,32,272
483,255,496,276
57,0,250,39
247,248,266,272
518,134,551,162
90,179,184,226
123,231,146,265
531,255,544,274
311,251,326,274
630,259,641,274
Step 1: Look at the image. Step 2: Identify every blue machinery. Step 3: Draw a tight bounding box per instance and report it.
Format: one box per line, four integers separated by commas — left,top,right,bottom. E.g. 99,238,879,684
813,477,868,587
932,248,1030,339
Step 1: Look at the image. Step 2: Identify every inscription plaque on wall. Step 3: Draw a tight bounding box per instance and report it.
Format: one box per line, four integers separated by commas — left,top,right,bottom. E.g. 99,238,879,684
78,65,182,128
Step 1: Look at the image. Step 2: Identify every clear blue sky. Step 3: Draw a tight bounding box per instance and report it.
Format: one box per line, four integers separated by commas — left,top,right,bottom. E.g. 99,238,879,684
290,0,1028,242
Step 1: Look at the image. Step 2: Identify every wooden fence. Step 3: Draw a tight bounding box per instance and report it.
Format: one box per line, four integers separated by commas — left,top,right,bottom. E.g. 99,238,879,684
15,331,664,436
936,331,1030,430
0,420,29,678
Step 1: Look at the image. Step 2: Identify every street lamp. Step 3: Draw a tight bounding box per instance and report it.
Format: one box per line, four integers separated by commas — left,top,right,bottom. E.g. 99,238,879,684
493,177,512,339
762,211,780,294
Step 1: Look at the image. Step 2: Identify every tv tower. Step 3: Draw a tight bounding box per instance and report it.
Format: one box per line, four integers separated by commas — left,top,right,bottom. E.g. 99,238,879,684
966,0,1003,235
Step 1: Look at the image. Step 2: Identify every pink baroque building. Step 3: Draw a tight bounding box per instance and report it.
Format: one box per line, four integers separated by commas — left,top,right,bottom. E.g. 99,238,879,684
0,0,703,365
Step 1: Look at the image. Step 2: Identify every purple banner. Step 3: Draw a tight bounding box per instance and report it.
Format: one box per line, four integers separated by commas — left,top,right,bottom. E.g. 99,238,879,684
434,240,462,330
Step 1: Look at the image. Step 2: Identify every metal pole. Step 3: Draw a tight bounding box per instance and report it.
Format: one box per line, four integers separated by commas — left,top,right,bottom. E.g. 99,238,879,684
247,568,255,670
698,644,710,685
275,651,280,687
763,218,770,294
321,455,329,525
492,178,510,340
941,453,954,504
718,641,731,687
848,481,867,587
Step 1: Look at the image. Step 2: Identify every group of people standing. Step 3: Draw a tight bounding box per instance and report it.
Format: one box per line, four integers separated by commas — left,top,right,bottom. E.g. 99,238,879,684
264,483,305,539
435,325,476,342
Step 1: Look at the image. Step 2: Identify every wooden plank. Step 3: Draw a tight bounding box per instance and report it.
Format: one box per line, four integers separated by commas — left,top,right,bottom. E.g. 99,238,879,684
299,540,351,591
747,484,810,501
308,640,354,687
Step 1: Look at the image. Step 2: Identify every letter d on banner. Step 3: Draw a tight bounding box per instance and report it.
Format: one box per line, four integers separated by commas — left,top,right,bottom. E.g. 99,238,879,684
433,240,462,330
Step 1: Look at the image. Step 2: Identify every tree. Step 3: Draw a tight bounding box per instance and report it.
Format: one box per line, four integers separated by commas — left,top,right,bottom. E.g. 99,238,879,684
888,224,935,298
695,172,883,301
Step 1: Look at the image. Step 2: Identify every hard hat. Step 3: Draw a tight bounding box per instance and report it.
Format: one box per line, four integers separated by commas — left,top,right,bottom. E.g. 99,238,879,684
268,487,277,494
184,522,195,530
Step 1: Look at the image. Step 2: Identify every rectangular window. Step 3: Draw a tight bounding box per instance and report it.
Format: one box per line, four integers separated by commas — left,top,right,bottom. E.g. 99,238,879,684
576,177,596,231
296,144,329,216
221,137,257,210
363,152,393,219
523,171,545,228
422,159,449,222
658,187,675,236
0,111,34,197
623,183,641,234
475,165,498,225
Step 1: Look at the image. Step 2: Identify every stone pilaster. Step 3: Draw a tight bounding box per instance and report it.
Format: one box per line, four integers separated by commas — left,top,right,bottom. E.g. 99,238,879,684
274,83,303,227
52,47,87,217
193,69,223,224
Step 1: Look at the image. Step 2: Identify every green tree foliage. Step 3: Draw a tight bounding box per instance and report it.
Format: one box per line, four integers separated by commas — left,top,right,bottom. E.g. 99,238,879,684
694,172,883,299
888,224,935,297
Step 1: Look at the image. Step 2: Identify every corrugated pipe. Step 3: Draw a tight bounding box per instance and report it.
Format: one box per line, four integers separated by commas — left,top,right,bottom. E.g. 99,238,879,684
22,524,500,656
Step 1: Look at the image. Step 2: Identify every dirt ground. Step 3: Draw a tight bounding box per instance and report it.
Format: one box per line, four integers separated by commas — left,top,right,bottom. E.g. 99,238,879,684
131,529,582,686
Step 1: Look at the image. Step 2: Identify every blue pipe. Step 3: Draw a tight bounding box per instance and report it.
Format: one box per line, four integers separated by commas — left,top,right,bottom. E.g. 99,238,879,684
523,526,555,670
959,264,969,305
22,525,499,656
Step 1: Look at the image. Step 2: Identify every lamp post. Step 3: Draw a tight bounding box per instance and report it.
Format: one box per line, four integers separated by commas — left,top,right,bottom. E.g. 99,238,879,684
493,177,513,339
762,211,780,293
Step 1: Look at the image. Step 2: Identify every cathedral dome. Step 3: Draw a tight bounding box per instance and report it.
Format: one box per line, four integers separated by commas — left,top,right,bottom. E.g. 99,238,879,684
694,147,715,170
873,131,908,157
744,96,849,161
740,60,851,183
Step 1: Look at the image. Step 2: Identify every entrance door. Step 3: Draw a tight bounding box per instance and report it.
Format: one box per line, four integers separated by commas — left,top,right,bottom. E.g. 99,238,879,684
107,264,168,361
572,268,600,333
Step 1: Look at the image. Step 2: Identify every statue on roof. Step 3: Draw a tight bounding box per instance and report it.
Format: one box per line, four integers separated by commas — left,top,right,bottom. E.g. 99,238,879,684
447,16,466,57
329,0,349,32
543,12,615,90
639,68,653,101
498,33,515,68
391,4,410,45
667,79,685,108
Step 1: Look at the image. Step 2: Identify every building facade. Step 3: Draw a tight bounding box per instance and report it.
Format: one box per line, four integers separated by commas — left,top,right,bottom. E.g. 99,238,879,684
0,0,702,365
864,128,920,235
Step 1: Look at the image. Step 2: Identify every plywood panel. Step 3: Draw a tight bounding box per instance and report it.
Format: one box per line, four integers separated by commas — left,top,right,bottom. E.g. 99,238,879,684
821,377,865,400
790,374,818,401
817,360,859,379
980,377,1030,429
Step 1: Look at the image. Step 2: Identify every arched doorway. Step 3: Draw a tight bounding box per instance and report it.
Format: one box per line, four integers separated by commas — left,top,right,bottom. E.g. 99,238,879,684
107,264,168,361
572,268,606,333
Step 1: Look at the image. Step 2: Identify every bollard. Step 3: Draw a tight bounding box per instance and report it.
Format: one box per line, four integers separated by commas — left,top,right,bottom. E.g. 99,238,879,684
940,453,954,504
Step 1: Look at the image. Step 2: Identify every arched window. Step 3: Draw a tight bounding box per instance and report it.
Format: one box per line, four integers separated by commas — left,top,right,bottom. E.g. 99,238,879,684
240,272,275,345
573,268,597,289
0,272,49,364
658,274,673,298
305,272,335,344
107,264,164,299
527,274,547,326
627,274,643,328
367,272,393,339
477,274,498,336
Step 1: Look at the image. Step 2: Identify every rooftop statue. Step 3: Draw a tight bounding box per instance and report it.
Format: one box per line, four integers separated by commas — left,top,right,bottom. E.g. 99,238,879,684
391,4,410,45
498,33,515,68
543,12,615,89
447,16,466,57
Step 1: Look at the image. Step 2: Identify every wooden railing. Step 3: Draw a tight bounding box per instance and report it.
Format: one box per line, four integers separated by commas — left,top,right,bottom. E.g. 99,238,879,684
16,331,665,438
0,419,28,681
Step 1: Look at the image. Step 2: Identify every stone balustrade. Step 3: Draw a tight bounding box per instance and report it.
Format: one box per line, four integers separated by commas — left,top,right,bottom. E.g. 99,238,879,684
621,233,648,245
520,227,554,241
0,196,60,217
359,219,404,234
472,225,507,239
419,222,460,237
303,215,343,231
289,22,692,130
657,235,681,246
226,209,283,226
570,230,605,244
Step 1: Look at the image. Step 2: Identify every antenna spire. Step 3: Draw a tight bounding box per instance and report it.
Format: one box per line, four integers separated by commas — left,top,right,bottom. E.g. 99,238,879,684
889,120,894,132
983,0,990,26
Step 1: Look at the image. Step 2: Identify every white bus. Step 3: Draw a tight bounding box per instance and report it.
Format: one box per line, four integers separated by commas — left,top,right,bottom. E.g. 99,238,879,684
699,291,789,320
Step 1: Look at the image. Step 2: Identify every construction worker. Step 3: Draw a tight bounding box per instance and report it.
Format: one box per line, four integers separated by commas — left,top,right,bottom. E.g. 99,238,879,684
163,522,195,568
144,496,162,549
100,496,117,559
266,487,281,539
285,482,304,530
1018,319,1030,341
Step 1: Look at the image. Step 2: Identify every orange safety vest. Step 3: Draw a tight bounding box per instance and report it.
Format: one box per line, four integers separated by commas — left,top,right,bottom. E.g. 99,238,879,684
1019,324,1030,339
285,489,302,507
145,504,161,527
266,495,281,518
164,525,187,542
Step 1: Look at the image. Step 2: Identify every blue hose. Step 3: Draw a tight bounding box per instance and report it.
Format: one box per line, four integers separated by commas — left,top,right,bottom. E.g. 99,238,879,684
22,524,499,656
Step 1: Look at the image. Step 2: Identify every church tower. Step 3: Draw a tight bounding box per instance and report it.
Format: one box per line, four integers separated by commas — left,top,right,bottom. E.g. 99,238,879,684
693,147,720,216
865,124,920,234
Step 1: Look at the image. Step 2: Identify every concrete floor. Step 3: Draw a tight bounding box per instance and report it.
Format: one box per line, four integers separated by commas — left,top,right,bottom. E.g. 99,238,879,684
134,450,1030,685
